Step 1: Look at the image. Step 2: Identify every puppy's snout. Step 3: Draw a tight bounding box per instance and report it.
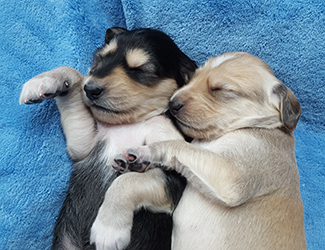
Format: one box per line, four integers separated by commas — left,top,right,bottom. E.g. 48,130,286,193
84,82,104,101
169,100,184,115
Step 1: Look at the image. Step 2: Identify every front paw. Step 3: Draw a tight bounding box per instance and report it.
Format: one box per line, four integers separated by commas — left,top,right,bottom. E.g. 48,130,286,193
112,147,152,173
90,216,131,250
19,68,71,104
111,154,131,174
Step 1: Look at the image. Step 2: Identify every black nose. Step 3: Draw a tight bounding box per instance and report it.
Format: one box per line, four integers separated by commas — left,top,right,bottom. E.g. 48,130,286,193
84,83,104,101
169,100,184,115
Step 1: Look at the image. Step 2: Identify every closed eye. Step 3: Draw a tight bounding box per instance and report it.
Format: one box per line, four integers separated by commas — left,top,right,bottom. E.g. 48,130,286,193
210,83,237,92
129,63,155,74
140,63,155,73
212,87,223,91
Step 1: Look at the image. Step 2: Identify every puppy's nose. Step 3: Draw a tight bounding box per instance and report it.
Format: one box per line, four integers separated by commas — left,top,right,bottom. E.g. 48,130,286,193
169,100,184,115
84,83,104,101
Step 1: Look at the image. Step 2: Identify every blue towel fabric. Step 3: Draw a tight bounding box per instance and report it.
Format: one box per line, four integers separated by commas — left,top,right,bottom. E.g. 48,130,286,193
0,0,324,249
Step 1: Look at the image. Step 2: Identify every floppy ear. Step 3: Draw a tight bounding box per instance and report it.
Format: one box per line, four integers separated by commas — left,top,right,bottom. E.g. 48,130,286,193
178,55,198,86
105,27,127,44
272,82,302,131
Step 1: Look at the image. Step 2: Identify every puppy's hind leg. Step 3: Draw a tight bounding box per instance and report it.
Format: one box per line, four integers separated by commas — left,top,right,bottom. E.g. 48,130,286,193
91,168,186,250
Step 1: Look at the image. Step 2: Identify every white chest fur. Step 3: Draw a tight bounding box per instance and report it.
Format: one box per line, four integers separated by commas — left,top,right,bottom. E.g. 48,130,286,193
96,115,183,163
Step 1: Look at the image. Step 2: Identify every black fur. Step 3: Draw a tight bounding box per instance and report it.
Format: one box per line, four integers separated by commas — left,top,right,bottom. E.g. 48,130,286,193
126,171,187,250
52,141,112,250
52,28,197,250
92,28,197,88
52,141,186,250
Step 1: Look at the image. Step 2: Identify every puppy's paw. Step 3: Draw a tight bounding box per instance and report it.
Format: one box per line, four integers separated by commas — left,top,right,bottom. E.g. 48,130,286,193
111,148,152,173
112,154,130,174
90,217,131,250
19,71,70,105
126,146,152,172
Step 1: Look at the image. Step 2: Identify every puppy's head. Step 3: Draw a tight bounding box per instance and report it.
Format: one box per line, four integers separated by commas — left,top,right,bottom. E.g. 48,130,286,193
83,27,197,124
169,52,301,140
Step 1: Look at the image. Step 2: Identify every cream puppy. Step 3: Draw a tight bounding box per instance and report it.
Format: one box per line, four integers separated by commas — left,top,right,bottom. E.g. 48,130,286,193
95,52,306,250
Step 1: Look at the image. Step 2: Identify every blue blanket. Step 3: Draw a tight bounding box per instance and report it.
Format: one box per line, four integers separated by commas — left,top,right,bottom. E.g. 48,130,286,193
1,0,324,249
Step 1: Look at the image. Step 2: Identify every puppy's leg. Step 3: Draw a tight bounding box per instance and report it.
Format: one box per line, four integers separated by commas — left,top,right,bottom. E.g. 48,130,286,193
19,67,80,105
124,140,257,207
20,67,96,160
90,168,186,250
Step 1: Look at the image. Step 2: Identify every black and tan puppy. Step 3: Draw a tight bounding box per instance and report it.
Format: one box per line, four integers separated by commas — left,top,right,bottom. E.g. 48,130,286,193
94,52,306,249
20,28,197,250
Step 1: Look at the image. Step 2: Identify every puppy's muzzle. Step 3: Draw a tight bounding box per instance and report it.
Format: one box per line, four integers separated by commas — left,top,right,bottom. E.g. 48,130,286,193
84,82,104,101
169,100,184,115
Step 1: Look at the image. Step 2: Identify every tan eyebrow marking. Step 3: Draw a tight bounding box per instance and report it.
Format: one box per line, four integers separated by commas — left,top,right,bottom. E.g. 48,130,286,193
126,49,150,68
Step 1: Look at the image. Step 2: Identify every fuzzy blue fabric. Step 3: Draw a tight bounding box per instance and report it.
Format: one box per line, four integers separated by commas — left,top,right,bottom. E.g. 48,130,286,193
1,0,324,249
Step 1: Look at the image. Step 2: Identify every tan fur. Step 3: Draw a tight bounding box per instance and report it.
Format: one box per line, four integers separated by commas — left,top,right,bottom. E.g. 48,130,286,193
19,67,97,161
19,63,178,160
83,67,178,125
125,48,150,68
171,52,291,140
19,28,197,250
96,168,173,221
104,52,306,249
91,168,177,250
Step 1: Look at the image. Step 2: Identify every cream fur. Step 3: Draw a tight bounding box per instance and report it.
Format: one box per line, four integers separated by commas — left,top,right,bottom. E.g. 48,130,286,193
104,52,306,250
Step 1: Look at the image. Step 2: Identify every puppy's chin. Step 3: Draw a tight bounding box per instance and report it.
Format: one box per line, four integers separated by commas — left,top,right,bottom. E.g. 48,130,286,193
89,106,130,124
177,121,221,141
89,105,166,125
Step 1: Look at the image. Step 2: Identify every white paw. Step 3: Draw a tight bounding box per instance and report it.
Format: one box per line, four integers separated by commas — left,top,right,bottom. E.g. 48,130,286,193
19,73,69,104
126,146,153,172
90,218,131,250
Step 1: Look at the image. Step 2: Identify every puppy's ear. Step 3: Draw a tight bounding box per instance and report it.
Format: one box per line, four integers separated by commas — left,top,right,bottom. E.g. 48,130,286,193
179,56,198,85
105,27,127,44
272,83,302,132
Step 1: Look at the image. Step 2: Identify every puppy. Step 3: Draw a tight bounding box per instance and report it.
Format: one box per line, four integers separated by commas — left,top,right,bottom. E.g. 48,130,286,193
95,52,307,249
19,27,197,250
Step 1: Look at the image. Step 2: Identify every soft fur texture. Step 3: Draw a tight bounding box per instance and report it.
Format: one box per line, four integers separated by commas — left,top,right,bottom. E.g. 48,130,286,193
1,0,324,249
103,52,306,249
19,27,194,250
